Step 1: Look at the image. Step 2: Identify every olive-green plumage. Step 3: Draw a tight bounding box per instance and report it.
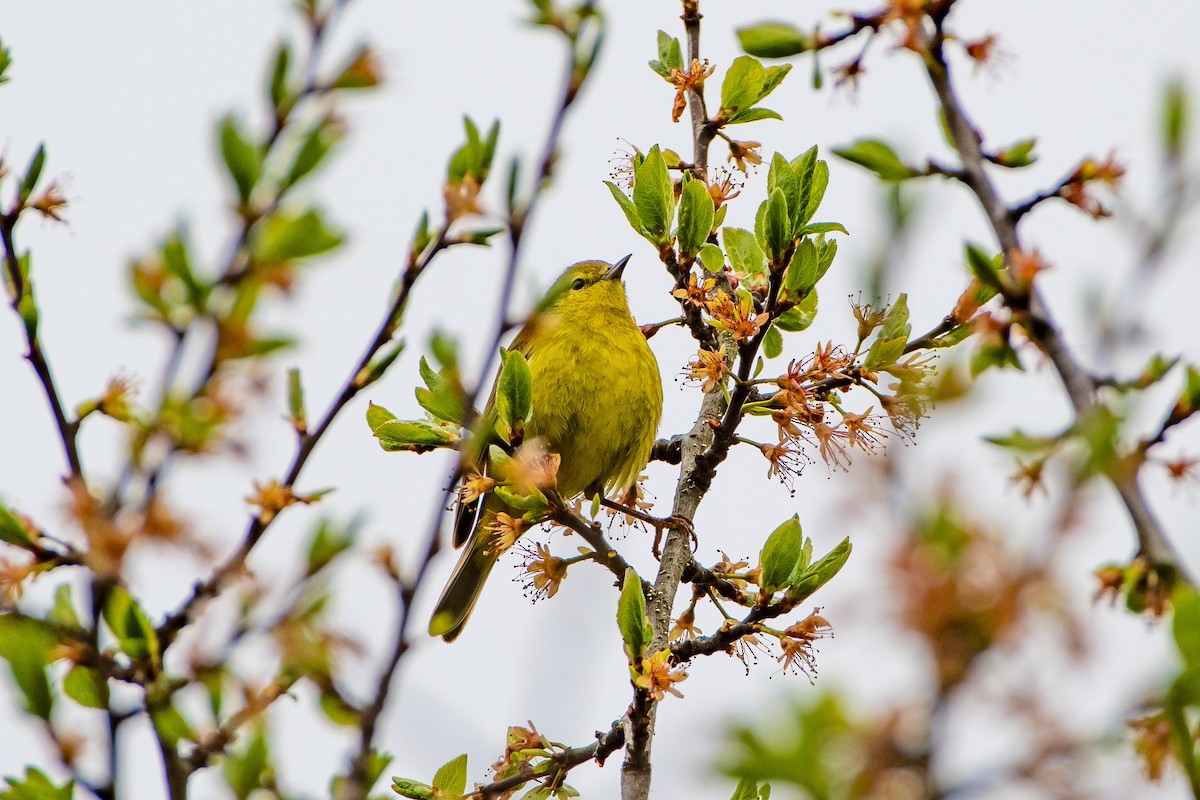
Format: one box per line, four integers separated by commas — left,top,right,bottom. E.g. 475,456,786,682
429,256,663,641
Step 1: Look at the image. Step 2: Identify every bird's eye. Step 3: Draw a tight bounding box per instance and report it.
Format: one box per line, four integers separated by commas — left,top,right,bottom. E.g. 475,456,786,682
571,278,586,291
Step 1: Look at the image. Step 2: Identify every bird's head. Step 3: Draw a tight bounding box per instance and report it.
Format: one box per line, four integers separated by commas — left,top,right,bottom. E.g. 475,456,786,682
537,255,632,318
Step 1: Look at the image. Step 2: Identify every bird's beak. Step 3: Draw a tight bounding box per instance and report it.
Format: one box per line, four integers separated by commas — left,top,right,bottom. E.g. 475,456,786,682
603,254,632,282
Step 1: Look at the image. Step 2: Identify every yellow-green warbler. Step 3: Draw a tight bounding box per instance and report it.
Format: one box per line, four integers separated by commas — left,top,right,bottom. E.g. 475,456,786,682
429,256,663,641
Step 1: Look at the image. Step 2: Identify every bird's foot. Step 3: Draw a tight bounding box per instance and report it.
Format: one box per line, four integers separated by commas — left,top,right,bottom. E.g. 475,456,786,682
600,498,695,558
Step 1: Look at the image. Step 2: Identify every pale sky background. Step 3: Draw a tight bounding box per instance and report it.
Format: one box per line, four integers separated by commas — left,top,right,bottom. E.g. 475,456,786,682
2,1,1200,798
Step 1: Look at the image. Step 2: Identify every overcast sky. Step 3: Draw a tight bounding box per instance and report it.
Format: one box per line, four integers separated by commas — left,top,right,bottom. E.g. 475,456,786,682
2,1,1200,798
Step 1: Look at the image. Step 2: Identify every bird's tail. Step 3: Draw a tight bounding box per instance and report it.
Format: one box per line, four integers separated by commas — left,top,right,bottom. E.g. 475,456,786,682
428,511,502,642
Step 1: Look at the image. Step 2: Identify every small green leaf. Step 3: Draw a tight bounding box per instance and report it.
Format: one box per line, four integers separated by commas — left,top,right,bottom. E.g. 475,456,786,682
964,243,1004,291
1173,586,1200,666
649,30,683,79
0,502,33,547
774,289,817,332
832,139,915,181
104,587,161,666
991,138,1037,168
218,115,262,203
633,145,674,245
0,615,56,720
762,325,783,359
255,209,344,263
283,120,339,188
763,188,790,267
432,754,469,796
677,177,715,259
760,515,803,594
1161,78,1189,158
64,665,110,709
983,430,1057,452
795,222,847,237
789,537,851,601
287,367,306,428
721,55,766,114
726,107,784,125
496,349,533,443
0,768,74,800
18,144,46,207
223,728,270,800
784,238,817,295
723,227,765,276
392,778,435,800
267,41,292,112
306,519,355,576
698,243,725,273
737,23,810,59
49,584,80,629
617,568,652,660
370,418,457,452
797,158,829,228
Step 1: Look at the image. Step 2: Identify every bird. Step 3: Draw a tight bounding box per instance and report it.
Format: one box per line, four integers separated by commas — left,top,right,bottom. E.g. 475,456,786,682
428,255,663,641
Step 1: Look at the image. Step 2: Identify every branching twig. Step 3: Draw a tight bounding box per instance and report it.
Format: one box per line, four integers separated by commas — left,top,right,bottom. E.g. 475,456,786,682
918,19,1187,576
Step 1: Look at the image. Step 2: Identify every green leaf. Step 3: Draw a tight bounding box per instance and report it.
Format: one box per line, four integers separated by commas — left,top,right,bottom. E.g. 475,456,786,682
0,38,11,86
358,340,405,390
1174,586,1200,667
721,55,766,114
102,585,160,666
795,222,847,237
723,227,765,276
677,177,715,259
992,138,1037,168
0,616,56,720
983,430,1057,452
0,768,74,800
370,418,456,452
414,358,464,424
774,289,817,332
767,154,799,222
432,754,468,796
759,65,791,102
306,519,355,576
255,208,344,263
832,139,915,181
283,120,339,188
863,295,910,370
218,115,262,203
633,145,674,245
366,402,396,430
698,243,725,273
760,515,803,594
392,778,435,800
617,568,652,660
726,107,783,125
49,584,80,629
287,367,306,427
964,243,1004,291
18,144,46,207
797,158,829,228
649,30,683,79
496,349,533,443
784,239,817,295
223,728,270,800
761,324,783,359
319,691,360,725
0,502,33,547
605,181,644,237
789,537,851,602
1162,78,1189,158
737,23,810,59
763,188,790,267
267,41,292,112
64,665,109,709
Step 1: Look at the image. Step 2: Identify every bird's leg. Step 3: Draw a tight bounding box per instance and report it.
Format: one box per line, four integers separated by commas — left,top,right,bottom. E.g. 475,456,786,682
599,496,696,559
